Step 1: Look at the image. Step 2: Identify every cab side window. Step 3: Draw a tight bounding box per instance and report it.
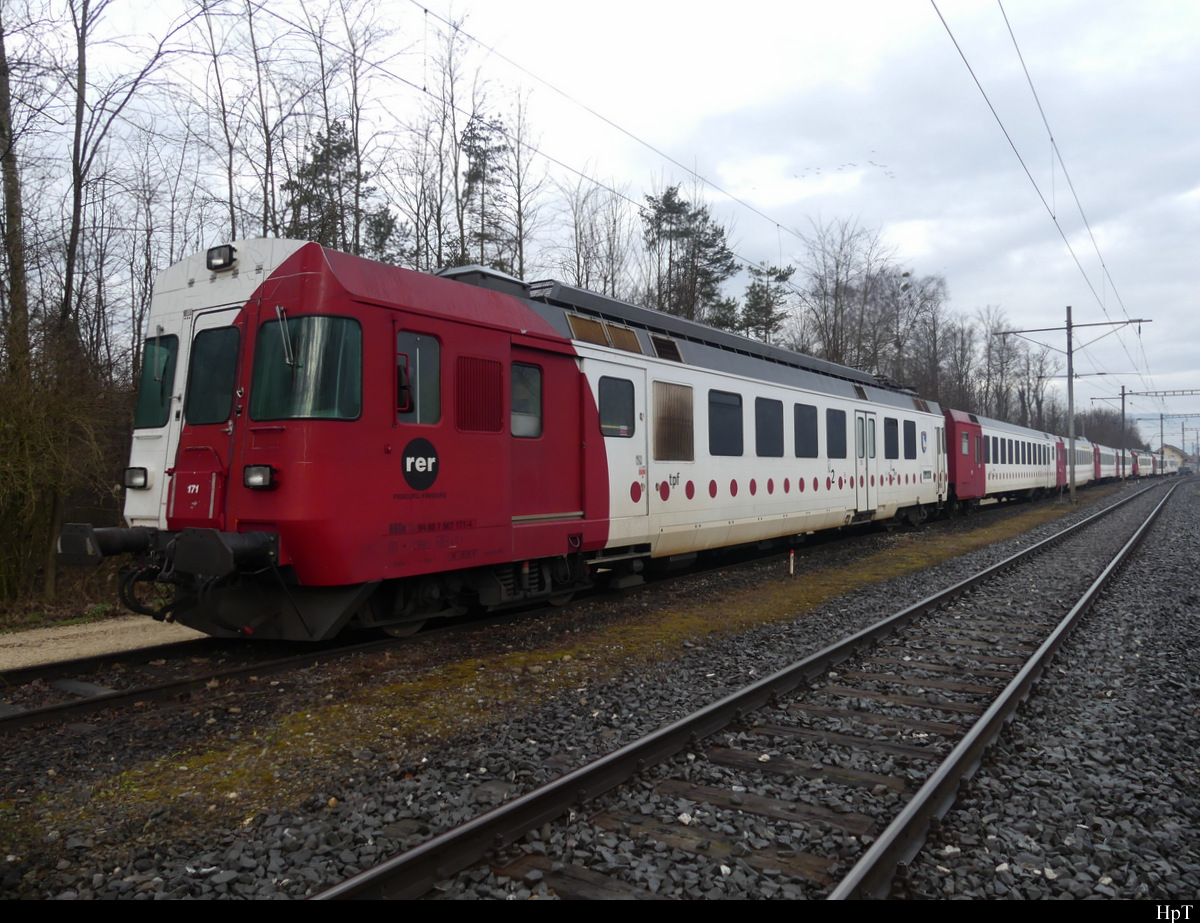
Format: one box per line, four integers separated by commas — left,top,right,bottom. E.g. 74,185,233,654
511,363,542,437
397,332,441,424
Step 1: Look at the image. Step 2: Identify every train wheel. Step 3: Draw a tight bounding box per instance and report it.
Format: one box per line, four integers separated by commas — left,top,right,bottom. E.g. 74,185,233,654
547,592,575,607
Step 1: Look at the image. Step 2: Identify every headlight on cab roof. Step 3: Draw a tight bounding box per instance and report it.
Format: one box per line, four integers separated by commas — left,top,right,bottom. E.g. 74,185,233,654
243,465,278,490
123,467,149,489
206,244,237,272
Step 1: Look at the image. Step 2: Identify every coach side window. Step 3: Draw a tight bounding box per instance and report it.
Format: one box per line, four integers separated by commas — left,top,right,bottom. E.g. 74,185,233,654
827,409,847,459
903,420,917,459
653,381,693,461
884,417,899,460
511,363,542,438
709,390,743,456
794,403,818,457
755,398,783,457
599,377,635,437
397,331,440,424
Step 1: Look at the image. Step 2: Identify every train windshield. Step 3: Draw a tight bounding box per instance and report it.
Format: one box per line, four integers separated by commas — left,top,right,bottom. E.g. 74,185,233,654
133,334,178,428
250,316,362,420
184,326,240,425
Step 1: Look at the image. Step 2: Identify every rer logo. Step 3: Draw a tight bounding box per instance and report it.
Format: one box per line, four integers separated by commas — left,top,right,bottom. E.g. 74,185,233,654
401,437,439,491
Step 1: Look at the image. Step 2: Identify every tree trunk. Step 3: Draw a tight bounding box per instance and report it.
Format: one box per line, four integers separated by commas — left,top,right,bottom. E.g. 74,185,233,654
0,11,30,387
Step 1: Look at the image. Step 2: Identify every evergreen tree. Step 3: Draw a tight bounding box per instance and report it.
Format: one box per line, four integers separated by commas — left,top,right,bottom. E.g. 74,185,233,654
282,120,399,261
706,297,742,332
741,264,794,343
458,113,511,271
641,186,739,322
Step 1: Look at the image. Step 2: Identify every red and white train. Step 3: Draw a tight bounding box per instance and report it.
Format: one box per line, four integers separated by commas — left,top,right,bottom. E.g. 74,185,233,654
58,240,1173,640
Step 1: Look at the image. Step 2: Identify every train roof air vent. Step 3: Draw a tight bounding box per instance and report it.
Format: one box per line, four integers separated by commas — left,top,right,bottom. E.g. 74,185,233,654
605,323,642,354
650,335,683,363
567,314,609,347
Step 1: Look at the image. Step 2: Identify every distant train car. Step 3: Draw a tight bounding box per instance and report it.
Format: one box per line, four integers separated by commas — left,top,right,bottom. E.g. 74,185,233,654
1062,437,1097,489
1118,448,1135,480
977,415,1059,500
1096,445,1118,481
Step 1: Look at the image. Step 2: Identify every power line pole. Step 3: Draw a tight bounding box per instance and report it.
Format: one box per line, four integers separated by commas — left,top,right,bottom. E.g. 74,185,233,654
999,309,1151,503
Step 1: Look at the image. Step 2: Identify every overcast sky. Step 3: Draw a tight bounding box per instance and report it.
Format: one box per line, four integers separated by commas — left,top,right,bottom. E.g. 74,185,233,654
399,0,1198,446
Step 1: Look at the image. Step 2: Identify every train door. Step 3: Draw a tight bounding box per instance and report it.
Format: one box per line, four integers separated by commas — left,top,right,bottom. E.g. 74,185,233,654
936,424,947,500
510,344,584,525
589,361,649,522
166,305,248,531
854,410,877,514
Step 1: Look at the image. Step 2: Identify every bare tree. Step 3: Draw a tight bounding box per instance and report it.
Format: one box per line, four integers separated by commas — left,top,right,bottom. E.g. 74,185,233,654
796,217,894,368
941,316,978,412
0,0,35,387
977,305,1019,419
904,274,950,402
549,172,602,288
387,117,446,270
594,181,636,298
194,0,242,240
545,173,635,296
502,89,546,278
60,0,190,330
1016,344,1060,430
387,17,485,270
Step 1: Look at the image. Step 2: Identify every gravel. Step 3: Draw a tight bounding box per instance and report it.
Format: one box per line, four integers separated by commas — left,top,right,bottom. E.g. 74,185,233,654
900,482,1200,899
0,616,202,670
4,482,1196,899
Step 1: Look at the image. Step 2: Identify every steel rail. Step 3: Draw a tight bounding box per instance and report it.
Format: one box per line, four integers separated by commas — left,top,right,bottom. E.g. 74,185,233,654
828,482,1177,899
0,638,227,687
315,482,1167,900
0,636,405,735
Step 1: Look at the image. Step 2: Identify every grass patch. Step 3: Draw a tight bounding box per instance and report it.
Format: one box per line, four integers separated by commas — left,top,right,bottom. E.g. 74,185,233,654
0,566,125,634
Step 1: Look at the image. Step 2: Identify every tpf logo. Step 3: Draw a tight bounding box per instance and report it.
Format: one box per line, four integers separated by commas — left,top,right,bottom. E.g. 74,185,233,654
401,438,439,491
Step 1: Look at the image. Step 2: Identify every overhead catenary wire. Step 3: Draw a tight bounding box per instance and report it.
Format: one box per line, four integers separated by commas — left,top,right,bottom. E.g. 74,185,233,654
933,0,1151,390
997,0,1152,391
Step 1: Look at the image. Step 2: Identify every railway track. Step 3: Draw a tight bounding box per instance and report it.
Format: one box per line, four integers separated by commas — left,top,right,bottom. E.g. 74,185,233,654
315,480,1175,900
0,636,403,735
